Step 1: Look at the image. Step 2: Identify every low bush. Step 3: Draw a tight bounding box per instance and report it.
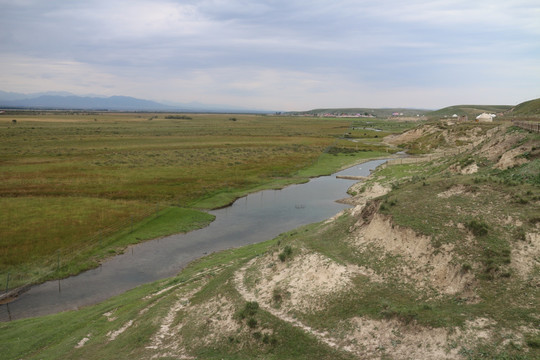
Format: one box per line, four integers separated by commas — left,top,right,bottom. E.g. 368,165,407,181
466,220,489,237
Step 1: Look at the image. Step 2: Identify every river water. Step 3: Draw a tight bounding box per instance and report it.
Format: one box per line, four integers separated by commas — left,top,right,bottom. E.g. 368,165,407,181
0,159,386,321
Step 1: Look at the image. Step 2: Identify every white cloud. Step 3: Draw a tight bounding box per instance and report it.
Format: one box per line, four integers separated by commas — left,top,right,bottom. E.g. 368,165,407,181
0,0,538,109
0,55,121,94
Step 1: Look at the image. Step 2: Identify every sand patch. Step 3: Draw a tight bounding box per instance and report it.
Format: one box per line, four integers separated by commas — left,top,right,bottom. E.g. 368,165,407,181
243,252,373,312
75,334,91,349
339,181,391,207
384,126,438,146
234,261,342,350
502,216,523,227
103,310,117,322
495,143,532,170
145,283,207,358
177,295,241,348
477,132,525,163
353,213,474,296
437,185,467,198
437,184,477,198
338,317,495,359
511,232,540,280
461,162,478,174
143,283,182,300
107,320,133,341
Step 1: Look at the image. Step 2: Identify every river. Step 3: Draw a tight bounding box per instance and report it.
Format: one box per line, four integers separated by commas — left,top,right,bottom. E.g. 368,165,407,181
0,159,387,321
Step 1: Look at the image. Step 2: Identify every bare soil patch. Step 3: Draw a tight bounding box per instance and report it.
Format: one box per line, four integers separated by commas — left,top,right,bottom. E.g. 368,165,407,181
352,213,475,296
511,232,540,280
241,251,367,313
336,317,496,360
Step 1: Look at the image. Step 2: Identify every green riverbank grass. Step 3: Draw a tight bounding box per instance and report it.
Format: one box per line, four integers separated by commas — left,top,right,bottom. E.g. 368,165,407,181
1,205,214,289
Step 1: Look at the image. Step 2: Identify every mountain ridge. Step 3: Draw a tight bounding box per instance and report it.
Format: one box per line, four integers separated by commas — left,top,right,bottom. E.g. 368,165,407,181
0,91,269,113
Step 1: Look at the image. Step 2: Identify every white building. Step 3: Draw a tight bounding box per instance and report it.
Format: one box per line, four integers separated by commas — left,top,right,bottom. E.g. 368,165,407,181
476,113,495,122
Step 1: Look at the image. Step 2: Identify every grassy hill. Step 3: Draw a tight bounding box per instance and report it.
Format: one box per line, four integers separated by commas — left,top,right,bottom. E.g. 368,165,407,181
508,98,540,117
1,121,539,359
426,105,512,119
288,108,430,118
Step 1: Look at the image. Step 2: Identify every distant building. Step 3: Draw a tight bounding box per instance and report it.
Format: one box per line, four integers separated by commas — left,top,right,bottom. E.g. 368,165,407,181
476,113,495,122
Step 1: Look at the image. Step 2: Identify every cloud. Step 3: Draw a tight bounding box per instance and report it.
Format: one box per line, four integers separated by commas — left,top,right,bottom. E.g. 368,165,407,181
0,0,538,110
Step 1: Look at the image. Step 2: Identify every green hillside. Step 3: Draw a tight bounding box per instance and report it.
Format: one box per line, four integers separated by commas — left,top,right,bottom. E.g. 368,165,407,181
288,108,430,118
426,104,512,119
509,98,540,116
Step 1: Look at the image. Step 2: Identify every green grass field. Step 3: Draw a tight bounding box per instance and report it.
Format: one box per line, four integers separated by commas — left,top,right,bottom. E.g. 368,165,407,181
0,112,409,289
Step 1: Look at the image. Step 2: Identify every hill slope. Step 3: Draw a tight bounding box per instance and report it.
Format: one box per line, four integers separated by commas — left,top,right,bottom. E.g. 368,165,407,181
1,122,539,359
509,98,540,116
288,108,430,118
426,104,512,119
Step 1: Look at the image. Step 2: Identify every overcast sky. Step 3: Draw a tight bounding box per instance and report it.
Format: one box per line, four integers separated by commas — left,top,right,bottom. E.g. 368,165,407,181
1,0,539,110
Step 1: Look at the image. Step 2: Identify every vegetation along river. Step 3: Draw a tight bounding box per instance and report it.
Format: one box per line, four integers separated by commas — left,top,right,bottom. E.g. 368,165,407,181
0,159,387,321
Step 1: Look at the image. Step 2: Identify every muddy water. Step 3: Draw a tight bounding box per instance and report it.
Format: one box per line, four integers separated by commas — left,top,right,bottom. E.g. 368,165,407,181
0,159,386,321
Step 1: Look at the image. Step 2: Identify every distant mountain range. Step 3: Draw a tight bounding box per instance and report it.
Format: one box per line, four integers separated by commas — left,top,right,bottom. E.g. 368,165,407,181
0,91,268,113
3,91,538,116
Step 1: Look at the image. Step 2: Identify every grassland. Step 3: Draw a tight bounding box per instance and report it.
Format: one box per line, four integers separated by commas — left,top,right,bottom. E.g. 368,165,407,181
508,97,540,117
1,120,538,359
0,111,409,290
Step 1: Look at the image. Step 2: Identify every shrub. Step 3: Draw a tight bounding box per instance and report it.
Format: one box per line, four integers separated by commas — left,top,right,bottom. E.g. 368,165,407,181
462,263,472,272
165,115,192,120
466,220,489,237
247,318,258,328
244,301,259,315
526,335,540,348
283,245,292,256
272,288,283,303
279,245,293,262
238,301,259,319
516,229,526,241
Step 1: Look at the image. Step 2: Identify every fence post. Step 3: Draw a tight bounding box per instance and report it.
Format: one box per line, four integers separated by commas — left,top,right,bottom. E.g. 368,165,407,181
57,250,60,272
